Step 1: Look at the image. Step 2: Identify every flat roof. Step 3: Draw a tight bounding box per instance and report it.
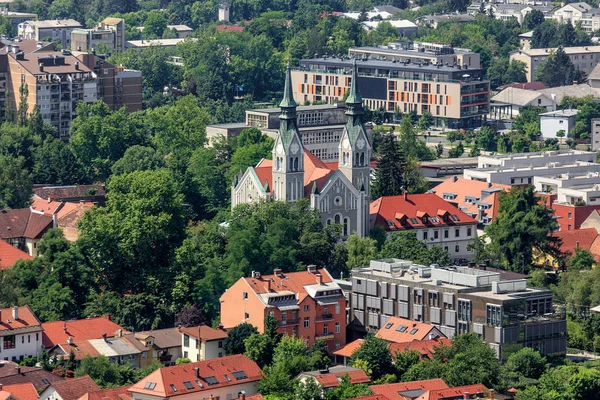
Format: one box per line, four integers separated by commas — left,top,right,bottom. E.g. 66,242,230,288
540,109,578,117
249,103,346,114
125,38,190,47
513,45,600,56
26,19,81,28
299,57,482,73
352,45,475,56
206,122,247,129
480,149,594,160
421,158,478,168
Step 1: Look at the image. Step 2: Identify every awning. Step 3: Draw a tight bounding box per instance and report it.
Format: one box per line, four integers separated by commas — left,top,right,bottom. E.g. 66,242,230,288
278,305,300,311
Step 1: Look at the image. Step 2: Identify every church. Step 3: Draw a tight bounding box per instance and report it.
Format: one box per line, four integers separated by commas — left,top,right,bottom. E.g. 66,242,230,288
231,61,372,238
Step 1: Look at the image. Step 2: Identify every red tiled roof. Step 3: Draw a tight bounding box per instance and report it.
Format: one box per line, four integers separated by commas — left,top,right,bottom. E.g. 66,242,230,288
370,379,449,400
310,369,370,388
236,395,263,400
56,202,93,242
0,209,53,240
370,194,476,231
0,306,41,332
552,228,598,258
58,340,102,360
349,396,389,400
375,317,442,343
415,384,489,400
76,385,131,400
3,383,38,400
333,339,363,358
30,196,62,215
129,354,262,398
0,367,62,391
388,337,451,360
0,362,38,379
432,177,509,219
216,24,244,32
243,268,335,296
0,240,33,269
48,376,100,400
42,316,128,348
179,326,227,341
501,82,547,90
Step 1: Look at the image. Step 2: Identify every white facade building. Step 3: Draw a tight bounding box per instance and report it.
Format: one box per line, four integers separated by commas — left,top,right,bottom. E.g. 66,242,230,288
540,109,578,139
18,19,82,46
180,326,227,362
0,306,43,362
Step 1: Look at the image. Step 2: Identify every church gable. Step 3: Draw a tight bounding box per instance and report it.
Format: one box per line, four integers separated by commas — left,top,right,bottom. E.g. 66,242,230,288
316,171,362,212
233,167,270,206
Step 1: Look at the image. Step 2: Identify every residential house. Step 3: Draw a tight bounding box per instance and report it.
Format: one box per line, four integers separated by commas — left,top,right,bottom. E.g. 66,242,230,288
220,267,347,352
359,20,417,36
297,366,370,390
349,259,566,360
0,9,38,30
0,306,43,362
134,328,182,367
179,326,228,362
39,376,100,400
128,354,262,400
54,202,93,242
0,209,53,257
519,30,533,49
32,185,106,205
369,380,450,400
369,193,478,260
552,2,593,25
42,315,128,352
511,46,600,82
0,240,33,269
540,109,578,139
70,18,126,52
0,361,63,391
431,177,510,227
0,383,39,400
580,209,600,232
375,317,444,343
538,227,600,268
18,19,82,46
76,385,131,400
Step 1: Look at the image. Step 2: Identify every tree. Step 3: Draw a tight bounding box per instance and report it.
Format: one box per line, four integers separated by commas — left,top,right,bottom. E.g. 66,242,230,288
485,186,560,272
295,378,323,400
448,142,464,158
500,347,547,390
346,234,377,270
523,9,545,31
393,349,421,380
350,335,393,380
144,10,168,39
111,145,165,176
556,129,565,143
569,248,596,270
535,47,582,88
372,133,404,199
380,231,451,266
325,375,372,400
224,323,259,355
174,304,208,327
0,155,32,209
75,355,135,388
176,358,191,364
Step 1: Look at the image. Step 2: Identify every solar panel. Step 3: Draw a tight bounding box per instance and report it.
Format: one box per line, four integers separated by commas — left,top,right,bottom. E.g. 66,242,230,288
183,381,194,390
396,325,408,332
204,376,219,386
232,371,248,381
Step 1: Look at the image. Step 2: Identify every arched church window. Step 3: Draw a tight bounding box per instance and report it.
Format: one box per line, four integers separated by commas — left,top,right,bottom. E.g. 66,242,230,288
343,217,349,237
334,214,341,224
276,157,281,170
360,152,365,166
290,157,294,171
294,157,299,171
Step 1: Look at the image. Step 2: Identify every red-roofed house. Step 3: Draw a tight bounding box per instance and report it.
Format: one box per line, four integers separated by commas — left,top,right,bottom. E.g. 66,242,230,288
376,317,444,343
370,193,478,260
0,209,53,257
538,227,600,268
231,63,372,239
129,354,262,400
0,240,33,269
0,306,43,361
297,366,370,389
387,337,451,360
1,382,39,400
369,380,449,400
415,384,492,400
220,266,346,352
39,376,100,400
179,325,228,361
42,315,129,349
76,385,131,400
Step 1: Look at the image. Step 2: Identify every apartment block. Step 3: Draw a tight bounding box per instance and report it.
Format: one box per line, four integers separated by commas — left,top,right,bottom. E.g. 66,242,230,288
75,53,142,112
349,42,481,70
510,45,600,82
592,118,600,150
18,19,82,46
220,267,347,352
71,18,126,53
349,259,567,360
293,56,489,129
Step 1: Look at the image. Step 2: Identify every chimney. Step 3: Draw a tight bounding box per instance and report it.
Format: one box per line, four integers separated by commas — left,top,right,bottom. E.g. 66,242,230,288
0,384,3,391
67,336,73,345
194,367,200,378
116,329,123,337
266,279,272,292
404,191,408,201
488,182,492,188
102,333,107,342
106,314,111,321
452,175,458,183
307,265,317,273
316,274,323,285
39,63,44,72
238,392,246,400
489,389,494,399
12,306,18,320
274,269,283,277
75,61,79,70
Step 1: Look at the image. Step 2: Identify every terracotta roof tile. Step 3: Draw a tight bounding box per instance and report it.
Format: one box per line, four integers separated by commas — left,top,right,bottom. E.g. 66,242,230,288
129,354,262,398
0,209,52,240
0,306,41,333
348,395,389,400
415,384,489,400
243,268,335,295
552,228,598,258
333,339,364,358
370,379,449,400
179,326,227,341
42,316,128,348
58,341,102,360
48,376,100,400
134,328,181,349
370,194,476,231
2,383,38,400
32,185,105,202
0,240,33,269
312,369,370,388
76,385,131,400
387,337,451,360
56,202,93,242
375,317,442,343
30,196,62,215
0,367,62,391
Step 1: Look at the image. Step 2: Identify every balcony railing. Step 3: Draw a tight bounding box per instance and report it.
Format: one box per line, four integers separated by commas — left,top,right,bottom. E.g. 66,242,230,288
316,313,333,322
315,333,335,341
278,318,300,326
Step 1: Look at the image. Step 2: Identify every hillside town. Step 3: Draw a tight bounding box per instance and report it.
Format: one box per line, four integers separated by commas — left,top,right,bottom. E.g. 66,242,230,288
3,0,600,398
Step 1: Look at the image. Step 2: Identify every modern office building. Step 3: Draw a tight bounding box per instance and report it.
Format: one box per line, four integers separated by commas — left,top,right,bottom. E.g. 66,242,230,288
292,55,490,129
348,259,567,360
510,45,600,82
18,19,82,46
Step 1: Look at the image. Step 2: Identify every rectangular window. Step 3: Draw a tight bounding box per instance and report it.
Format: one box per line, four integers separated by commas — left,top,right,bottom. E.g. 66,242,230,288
323,324,328,334
458,299,471,321
218,341,223,348
304,317,309,328
244,312,249,319
335,303,341,314
444,230,449,239
487,304,502,326
243,292,248,300
428,291,439,307
455,228,460,237
183,335,190,347
423,231,428,240
434,230,439,239
467,227,472,237
304,305,310,311
335,322,340,333
568,212,572,219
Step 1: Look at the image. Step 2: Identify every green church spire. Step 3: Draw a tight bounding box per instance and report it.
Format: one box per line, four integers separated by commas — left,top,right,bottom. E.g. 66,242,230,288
345,59,363,116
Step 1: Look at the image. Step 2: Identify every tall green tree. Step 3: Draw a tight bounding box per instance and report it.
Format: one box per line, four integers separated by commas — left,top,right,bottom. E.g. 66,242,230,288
350,334,394,380
535,46,583,88
372,133,404,199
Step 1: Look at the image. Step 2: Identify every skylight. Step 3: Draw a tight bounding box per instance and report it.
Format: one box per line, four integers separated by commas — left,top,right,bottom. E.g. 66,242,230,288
183,381,194,390
409,328,418,335
451,215,460,221
409,218,418,224
385,322,393,329
195,380,204,388
232,371,248,380
225,374,231,382
396,325,408,332
204,376,219,386
169,384,178,392
144,382,157,390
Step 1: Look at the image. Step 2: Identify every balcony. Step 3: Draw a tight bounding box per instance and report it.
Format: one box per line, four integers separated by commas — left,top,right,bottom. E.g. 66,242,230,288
316,313,334,322
278,319,300,327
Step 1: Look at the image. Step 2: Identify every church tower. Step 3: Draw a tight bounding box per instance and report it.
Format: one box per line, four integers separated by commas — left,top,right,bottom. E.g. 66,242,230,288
339,59,371,200
272,63,304,202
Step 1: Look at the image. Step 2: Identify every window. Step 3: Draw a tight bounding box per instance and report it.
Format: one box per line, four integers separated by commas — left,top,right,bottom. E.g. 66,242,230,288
304,305,310,311
458,322,469,334
568,225,572,230
183,381,194,390
304,317,310,328
487,304,502,326
409,328,418,335
144,382,157,390
3,336,15,349
335,303,341,314
458,299,471,321
323,324,329,334
335,342,341,350
204,376,219,386
219,352,223,357
428,291,439,307
434,230,439,239
232,371,248,380
184,351,188,358
183,334,190,347
169,384,178,392
21,336,24,344
41,379,50,385
568,212,572,219
244,312,249,319
335,322,341,333
455,245,460,253
423,231,428,240
243,292,248,300
218,341,223,348
455,228,460,237
444,230,449,239
467,227,472,237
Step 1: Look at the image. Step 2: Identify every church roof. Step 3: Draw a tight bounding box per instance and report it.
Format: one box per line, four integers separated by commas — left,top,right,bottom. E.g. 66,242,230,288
279,63,297,109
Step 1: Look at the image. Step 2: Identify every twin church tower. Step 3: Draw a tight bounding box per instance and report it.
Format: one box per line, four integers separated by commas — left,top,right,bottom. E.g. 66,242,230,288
231,61,372,237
